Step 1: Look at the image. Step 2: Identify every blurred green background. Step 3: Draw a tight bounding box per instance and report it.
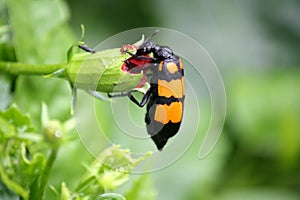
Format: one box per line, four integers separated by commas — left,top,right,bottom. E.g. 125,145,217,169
65,0,300,199
3,0,300,199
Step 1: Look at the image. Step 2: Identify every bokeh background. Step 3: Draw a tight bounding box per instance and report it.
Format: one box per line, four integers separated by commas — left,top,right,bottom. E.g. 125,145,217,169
3,0,300,199
65,1,300,199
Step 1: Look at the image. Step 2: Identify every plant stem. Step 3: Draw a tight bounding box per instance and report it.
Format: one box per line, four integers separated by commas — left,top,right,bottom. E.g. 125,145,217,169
0,61,65,75
36,148,59,200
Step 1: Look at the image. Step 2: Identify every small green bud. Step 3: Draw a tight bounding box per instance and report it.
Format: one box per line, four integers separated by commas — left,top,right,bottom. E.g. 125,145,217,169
43,120,63,144
41,103,75,147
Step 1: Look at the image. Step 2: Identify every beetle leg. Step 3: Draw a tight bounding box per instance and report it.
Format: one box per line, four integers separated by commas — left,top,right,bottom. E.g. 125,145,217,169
125,50,155,61
124,60,135,70
128,89,152,107
78,44,96,53
87,90,109,101
108,89,151,108
107,91,132,98
125,50,135,56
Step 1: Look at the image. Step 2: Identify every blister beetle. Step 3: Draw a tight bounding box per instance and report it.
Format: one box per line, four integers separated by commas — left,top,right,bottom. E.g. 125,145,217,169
121,30,185,150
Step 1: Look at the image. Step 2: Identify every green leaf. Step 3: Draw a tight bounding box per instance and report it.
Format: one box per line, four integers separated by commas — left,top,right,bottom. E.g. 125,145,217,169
98,145,149,172
66,24,85,64
19,143,45,186
75,145,151,194
0,115,15,138
7,0,74,64
14,76,71,130
0,164,28,199
60,182,71,200
0,105,46,199
0,179,19,200
0,104,34,134
7,0,75,129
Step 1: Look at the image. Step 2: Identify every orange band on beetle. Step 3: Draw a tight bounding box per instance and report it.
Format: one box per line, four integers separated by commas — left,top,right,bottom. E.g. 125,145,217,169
179,59,183,69
166,62,179,74
158,79,184,98
154,102,183,124
181,77,185,96
158,62,163,71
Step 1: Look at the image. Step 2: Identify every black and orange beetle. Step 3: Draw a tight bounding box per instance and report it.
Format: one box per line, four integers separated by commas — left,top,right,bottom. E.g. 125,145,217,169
80,30,185,150
120,30,185,150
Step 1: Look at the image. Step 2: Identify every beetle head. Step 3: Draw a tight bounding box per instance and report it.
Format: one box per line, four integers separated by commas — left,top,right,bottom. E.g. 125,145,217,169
137,29,160,54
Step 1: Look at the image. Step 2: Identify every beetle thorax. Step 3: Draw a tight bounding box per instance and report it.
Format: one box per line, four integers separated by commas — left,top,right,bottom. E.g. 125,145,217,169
153,46,174,60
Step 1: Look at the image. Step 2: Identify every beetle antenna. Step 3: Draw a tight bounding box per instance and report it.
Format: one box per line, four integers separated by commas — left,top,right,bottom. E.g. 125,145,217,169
143,29,160,44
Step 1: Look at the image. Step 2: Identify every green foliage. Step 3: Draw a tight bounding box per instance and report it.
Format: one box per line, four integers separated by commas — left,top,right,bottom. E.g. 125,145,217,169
1,0,299,199
60,145,150,199
0,105,45,199
69,1,300,199
0,104,150,199
6,0,74,128
0,0,154,199
7,0,73,64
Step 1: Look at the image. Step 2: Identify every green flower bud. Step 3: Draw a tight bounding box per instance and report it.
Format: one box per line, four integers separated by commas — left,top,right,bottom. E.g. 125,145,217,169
66,48,143,93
